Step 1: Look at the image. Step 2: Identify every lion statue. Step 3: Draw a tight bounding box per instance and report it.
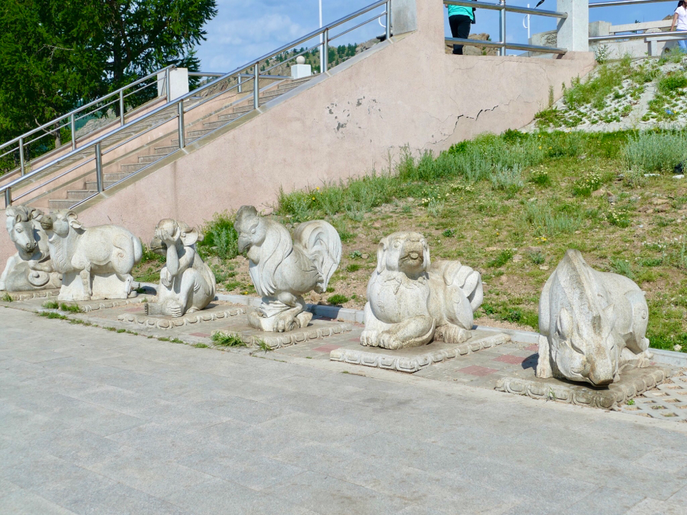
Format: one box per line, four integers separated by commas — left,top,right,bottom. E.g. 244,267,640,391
361,232,483,350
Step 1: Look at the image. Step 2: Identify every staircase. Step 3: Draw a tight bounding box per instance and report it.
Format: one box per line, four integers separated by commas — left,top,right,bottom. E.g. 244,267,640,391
0,0,392,218
46,77,312,210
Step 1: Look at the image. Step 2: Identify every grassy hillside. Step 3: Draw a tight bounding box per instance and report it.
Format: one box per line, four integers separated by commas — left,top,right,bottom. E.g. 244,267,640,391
132,128,687,354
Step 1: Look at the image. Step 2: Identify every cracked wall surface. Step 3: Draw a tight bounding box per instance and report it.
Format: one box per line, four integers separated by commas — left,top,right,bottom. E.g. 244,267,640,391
0,1,596,263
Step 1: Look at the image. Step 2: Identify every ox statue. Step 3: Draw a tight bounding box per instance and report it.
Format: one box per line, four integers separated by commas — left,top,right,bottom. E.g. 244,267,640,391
0,206,61,292
537,249,652,386
41,211,142,301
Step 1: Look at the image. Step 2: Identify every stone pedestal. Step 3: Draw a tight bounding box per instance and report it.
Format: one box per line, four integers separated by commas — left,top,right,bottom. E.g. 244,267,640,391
291,64,312,79
59,272,132,301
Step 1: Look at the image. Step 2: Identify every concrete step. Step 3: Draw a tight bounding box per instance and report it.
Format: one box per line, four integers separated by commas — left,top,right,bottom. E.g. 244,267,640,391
104,172,129,181
187,128,214,138
85,180,118,190
138,155,160,164
120,163,146,173
154,145,179,155
49,199,79,210
170,136,200,147
217,108,252,122
66,190,98,200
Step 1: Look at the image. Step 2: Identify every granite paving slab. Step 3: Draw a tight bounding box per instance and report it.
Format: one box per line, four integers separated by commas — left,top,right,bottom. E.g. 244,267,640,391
618,368,687,421
3,307,687,515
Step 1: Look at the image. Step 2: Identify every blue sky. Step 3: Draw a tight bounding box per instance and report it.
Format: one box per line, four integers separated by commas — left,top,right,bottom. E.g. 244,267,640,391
195,0,677,71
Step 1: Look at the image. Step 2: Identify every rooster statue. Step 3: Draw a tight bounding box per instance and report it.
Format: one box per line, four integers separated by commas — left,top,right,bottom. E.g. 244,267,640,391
234,205,342,332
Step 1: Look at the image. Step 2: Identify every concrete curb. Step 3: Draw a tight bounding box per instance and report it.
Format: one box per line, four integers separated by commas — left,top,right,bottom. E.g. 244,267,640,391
215,293,687,368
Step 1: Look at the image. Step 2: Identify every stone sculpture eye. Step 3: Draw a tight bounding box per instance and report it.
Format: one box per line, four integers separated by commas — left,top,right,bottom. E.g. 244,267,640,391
15,227,22,233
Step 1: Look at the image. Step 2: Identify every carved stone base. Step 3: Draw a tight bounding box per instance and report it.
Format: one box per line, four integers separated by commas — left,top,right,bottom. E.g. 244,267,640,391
247,321,352,349
247,309,313,332
59,272,134,301
118,304,246,329
495,365,675,409
331,332,511,373
0,288,60,302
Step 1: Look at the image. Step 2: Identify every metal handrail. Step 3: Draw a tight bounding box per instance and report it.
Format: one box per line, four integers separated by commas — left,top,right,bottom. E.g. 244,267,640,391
1,0,391,208
590,0,672,7
0,65,175,152
590,30,687,42
0,65,176,178
444,0,568,56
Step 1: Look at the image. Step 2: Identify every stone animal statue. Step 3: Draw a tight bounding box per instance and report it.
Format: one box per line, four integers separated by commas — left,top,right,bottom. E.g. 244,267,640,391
41,210,142,301
0,206,61,291
145,219,216,317
537,249,651,386
361,231,483,350
234,205,342,332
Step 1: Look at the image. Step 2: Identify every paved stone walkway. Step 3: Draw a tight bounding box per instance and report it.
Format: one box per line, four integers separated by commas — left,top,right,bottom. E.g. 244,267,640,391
2,307,687,515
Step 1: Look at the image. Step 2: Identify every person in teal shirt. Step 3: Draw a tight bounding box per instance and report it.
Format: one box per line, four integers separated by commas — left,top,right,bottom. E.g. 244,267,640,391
447,3,475,55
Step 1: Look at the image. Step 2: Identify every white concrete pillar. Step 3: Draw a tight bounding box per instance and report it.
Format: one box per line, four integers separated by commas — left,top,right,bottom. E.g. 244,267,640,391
391,0,417,36
557,0,589,52
157,68,189,101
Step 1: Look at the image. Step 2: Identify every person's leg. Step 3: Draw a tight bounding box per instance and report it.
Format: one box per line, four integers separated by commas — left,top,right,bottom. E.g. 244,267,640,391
679,39,687,53
449,15,471,55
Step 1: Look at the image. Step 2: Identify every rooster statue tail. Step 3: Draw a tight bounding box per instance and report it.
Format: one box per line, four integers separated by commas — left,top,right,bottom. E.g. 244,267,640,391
293,221,342,293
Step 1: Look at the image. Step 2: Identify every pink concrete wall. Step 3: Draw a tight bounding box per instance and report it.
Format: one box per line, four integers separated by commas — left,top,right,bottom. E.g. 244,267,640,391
0,0,595,264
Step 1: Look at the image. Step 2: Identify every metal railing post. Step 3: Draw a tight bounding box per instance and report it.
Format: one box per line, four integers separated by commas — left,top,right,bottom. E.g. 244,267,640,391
119,90,125,126
178,101,185,149
70,114,76,150
500,0,507,56
18,138,25,176
386,0,391,40
4,189,11,208
238,74,243,93
253,63,260,109
165,68,171,102
323,28,329,73
95,142,103,193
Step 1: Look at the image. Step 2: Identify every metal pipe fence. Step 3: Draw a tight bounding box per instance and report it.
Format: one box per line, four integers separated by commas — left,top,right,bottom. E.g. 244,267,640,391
444,0,568,56
1,0,391,208
0,66,176,177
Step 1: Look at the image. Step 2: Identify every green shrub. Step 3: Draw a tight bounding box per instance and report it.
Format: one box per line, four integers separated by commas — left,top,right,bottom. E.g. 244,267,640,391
197,212,239,260
658,73,687,95
490,165,524,196
487,249,513,268
328,294,349,305
529,169,550,187
623,131,687,174
525,201,583,236
211,331,246,347
59,303,82,313
610,257,634,279
572,172,603,197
